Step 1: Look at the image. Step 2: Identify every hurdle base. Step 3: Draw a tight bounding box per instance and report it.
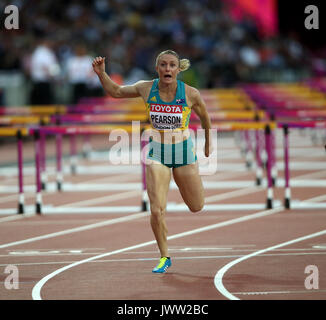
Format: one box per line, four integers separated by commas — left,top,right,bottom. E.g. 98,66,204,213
141,201,148,212
36,203,42,214
18,203,24,214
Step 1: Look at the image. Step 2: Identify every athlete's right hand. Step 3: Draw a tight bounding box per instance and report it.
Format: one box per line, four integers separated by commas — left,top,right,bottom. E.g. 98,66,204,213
92,56,106,75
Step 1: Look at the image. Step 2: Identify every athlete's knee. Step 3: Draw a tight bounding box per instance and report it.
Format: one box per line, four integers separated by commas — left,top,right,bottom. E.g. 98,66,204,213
150,205,166,220
188,200,204,213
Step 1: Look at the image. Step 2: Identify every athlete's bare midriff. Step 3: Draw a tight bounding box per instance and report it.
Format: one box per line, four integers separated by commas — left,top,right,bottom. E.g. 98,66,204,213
147,128,190,144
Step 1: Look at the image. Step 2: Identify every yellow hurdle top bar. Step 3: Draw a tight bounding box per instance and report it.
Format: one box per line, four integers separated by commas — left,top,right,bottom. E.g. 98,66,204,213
0,116,50,125
0,105,66,115
0,127,29,137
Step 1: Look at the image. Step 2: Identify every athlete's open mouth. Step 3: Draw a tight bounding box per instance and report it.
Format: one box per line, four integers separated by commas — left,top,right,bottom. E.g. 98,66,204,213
164,74,172,78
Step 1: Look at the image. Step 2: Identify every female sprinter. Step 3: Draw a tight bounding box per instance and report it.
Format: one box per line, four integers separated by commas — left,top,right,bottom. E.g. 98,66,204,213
92,50,212,273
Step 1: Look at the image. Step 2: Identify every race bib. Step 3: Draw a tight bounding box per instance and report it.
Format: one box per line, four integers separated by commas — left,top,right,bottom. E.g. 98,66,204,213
149,104,183,130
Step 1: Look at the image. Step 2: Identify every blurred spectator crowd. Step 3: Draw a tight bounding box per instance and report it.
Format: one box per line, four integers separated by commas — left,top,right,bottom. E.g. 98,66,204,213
1,0,326,104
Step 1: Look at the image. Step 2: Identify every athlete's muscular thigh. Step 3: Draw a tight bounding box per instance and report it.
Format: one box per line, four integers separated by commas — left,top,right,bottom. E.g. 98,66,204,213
146,162,171,212
173,162,204,212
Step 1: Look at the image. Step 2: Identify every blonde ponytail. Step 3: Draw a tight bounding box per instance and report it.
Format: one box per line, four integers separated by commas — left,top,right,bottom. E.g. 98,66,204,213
179,58,190,72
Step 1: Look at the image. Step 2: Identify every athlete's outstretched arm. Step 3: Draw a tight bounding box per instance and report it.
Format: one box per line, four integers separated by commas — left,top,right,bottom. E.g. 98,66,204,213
92,56,145,98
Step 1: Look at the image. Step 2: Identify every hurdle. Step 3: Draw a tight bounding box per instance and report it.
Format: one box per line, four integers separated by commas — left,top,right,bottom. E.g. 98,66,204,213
209,88,270,184
0,127,29,214
283,124,290,209
279,120,326,210
213,121,276,209
0,114,52,193
28,124,146,214
0,125,51,214
0,115,50,125
0,105,66,116
243,83,326,209
217,117,274,190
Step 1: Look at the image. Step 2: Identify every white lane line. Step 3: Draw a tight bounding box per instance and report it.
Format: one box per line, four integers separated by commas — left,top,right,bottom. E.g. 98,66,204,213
232,290,326,295
214,229,326,300
292,169,326,180
294,194,326,209
0,212,36,223
0,172,136,203
1,203,275,215
120,247,326,254
168,202,282,211
202,171,250,181
59,190,141,207
0,165,142,177
0,212,149,249
0,205,142,215
303,194,326,203
0,190,142,219
0,193,34,204
204,187,261,203
3,178,326,194
0,171,136,185
31,206,284,300
2,251,326,267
